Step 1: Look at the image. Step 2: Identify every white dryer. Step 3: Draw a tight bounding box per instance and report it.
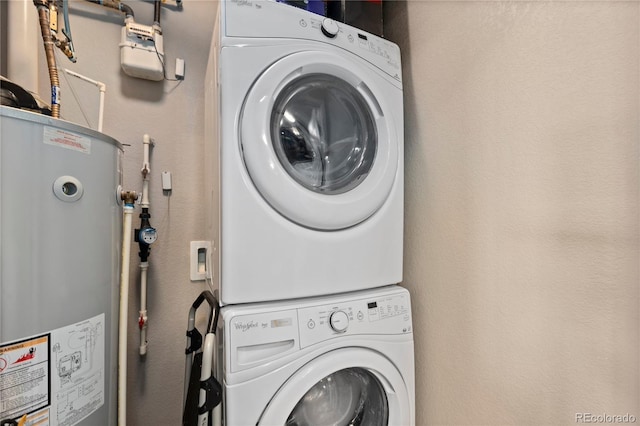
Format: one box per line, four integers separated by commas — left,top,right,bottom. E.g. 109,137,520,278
215,285,415,425
204,0,404,304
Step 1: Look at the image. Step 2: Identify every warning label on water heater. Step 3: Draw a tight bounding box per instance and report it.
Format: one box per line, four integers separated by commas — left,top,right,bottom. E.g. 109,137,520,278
43,126,92,155
0,335,50,420
0,313,105,426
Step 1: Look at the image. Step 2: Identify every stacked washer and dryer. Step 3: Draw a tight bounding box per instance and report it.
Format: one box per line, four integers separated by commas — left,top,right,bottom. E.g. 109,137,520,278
202,1,414,424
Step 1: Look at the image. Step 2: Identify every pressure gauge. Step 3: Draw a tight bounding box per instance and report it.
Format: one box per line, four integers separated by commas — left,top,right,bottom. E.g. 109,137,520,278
139,227,158,244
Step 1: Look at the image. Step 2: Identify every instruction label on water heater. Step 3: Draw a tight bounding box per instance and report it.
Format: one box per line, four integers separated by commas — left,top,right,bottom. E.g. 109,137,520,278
43,126,92,155
0,313,105,426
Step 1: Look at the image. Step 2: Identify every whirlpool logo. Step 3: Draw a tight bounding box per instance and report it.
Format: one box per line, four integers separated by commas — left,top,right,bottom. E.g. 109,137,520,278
234,321,259,332
231,0,254,7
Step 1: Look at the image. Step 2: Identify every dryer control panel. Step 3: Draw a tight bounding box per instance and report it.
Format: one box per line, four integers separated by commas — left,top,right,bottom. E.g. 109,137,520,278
223,0,402,84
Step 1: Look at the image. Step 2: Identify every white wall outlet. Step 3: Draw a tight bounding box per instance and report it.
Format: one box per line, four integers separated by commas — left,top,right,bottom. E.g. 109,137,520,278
190,241,212,281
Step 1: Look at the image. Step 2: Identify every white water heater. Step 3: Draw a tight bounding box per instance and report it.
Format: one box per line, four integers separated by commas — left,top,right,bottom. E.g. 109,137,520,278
0,106,122,426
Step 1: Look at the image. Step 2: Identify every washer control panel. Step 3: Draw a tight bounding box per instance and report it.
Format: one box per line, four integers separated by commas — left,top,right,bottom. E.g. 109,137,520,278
224,287,412,373
297,291,412,348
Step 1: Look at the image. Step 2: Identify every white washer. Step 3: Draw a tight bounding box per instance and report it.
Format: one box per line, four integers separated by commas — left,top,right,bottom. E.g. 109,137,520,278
204,0,404,304
216,285,415,425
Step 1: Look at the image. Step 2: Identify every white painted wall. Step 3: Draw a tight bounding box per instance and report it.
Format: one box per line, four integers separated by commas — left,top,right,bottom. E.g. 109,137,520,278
385,1,639,425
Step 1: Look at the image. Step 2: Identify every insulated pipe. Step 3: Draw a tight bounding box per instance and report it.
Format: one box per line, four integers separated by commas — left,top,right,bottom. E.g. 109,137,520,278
119,192,137,426
34,0,60,118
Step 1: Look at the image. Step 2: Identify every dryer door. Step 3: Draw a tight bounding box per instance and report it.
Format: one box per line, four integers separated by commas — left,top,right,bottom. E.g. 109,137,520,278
257,348,411,425
240,50,399,231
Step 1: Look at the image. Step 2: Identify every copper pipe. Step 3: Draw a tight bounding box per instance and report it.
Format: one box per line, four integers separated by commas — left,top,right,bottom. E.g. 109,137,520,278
34,2,60,118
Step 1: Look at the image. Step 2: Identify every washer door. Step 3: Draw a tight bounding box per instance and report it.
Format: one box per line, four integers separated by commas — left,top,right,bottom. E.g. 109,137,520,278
240,50,398,230
258,349,411,425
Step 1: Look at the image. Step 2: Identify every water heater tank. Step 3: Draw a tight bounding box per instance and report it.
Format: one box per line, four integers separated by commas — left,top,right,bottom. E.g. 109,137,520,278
0,106,122,426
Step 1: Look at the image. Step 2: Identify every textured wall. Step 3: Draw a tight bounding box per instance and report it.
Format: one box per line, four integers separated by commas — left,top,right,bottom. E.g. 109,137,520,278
9,0,638,424
384,1,639,425
31,1,216,424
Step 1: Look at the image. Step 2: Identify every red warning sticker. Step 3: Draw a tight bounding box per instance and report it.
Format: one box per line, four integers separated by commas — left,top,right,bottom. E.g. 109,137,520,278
0,335,51,420
43,126,92,155
0,313,105,425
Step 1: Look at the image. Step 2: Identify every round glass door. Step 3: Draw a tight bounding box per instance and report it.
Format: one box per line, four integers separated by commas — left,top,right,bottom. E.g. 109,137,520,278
286,367,388,426
240,50,399,230
257,348,411,426
272,74,377,195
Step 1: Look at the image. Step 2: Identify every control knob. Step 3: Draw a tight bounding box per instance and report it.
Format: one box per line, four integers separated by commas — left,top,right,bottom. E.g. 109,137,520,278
329,310,349,333
321,18,339,38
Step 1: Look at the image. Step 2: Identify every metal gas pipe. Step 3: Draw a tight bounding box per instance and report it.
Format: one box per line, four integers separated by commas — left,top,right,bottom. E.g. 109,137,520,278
33,0,60,117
